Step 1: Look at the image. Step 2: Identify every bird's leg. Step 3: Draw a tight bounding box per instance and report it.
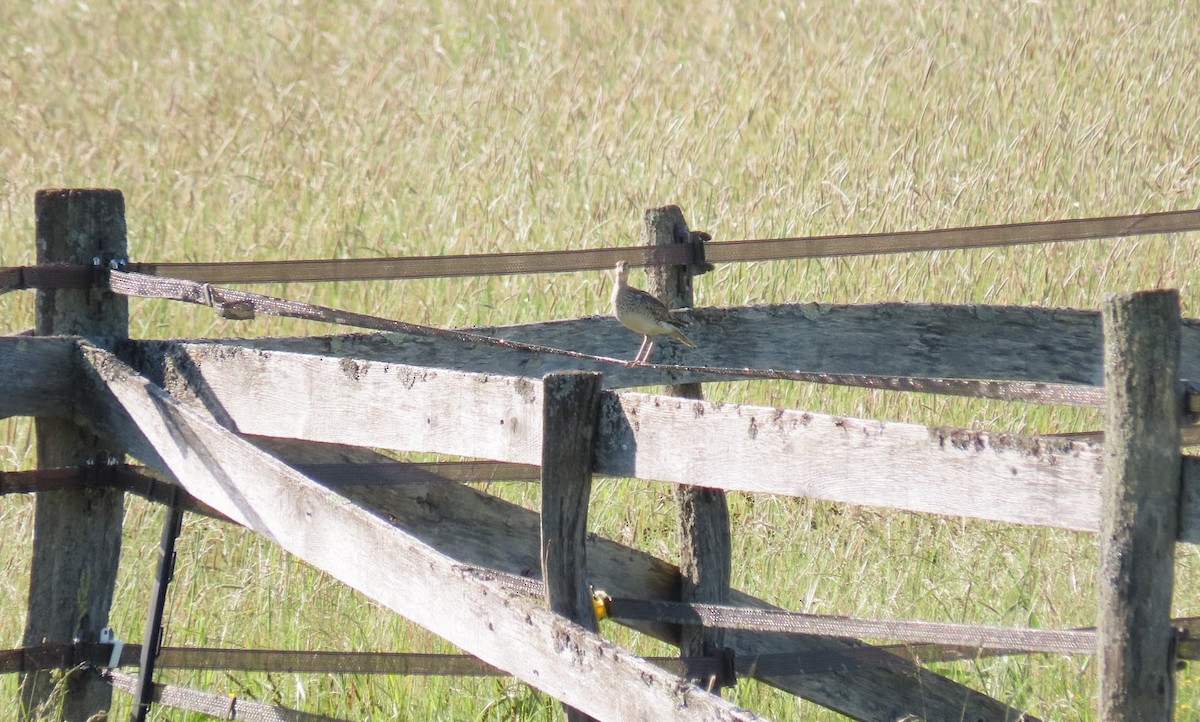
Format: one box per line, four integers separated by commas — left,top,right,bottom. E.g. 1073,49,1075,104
634,336,650,364
641,340,656,364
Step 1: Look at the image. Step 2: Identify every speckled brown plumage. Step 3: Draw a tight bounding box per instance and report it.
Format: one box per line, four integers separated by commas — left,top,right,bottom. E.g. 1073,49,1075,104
611,261,695,364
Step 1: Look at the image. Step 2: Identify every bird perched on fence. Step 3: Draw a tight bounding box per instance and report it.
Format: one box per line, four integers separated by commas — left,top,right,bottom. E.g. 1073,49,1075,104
611,261,695,364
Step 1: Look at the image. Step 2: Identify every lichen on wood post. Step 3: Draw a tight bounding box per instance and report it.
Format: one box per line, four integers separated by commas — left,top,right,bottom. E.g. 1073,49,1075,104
21,188,129,722
1098,289,1183,722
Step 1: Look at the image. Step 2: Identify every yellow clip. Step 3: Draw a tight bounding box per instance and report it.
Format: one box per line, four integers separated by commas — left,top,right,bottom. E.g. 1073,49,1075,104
592,588,611,622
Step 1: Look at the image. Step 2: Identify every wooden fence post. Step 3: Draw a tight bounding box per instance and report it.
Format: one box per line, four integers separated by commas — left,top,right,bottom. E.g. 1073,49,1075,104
1098,289,1182,721
643,205,732,689
21,189,129,721
540,371,604,722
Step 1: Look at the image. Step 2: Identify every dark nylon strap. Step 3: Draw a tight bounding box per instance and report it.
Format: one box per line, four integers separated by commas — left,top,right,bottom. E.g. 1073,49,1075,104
0,467,100,494
105,269,1106,407
6,644,725,681
603,598,1096,655
0,264,92,292
8,619,1198,676
0,465,231,520
478,569,1094,655
292,460,541,485
152,648,505,676
706,207,1200,262
106,268,612,358
466,569,1200,670
6,207,1200,291
132,243,694,284
3,462,541,527
1,462,540,495
1,245,691,290
0,640,1035,681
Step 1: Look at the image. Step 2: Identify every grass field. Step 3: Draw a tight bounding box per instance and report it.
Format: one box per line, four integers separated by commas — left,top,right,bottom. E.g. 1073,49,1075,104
3,0,1200,719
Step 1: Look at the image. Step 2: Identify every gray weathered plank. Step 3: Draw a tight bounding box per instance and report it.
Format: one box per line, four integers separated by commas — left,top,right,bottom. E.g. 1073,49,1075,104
46,336,1200,543
206,303,1200,390
129,340,544,464
483,303,1200,386
125,340,1106,532
596,392,1106,532
71,342,765,722
0,336,77,419
252,436,1036,722
1097,290,1182,721
132,330,699,390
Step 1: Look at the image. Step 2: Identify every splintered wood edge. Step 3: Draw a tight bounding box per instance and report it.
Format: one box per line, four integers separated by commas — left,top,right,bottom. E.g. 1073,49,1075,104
71,340,766,722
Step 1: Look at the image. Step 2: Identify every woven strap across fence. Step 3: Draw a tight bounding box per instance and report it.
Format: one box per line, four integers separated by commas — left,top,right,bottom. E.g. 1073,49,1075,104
4,207,1199,291
101,268,1107,407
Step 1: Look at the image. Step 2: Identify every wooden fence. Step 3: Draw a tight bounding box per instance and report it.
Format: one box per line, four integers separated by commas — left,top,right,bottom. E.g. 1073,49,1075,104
2,188,1197,721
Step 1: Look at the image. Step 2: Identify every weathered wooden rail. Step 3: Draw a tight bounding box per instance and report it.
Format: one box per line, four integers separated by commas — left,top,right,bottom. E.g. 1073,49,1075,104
3,188,1195,721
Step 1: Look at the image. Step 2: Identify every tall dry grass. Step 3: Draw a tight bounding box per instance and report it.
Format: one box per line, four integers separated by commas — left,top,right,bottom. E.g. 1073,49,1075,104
3,1,1200,719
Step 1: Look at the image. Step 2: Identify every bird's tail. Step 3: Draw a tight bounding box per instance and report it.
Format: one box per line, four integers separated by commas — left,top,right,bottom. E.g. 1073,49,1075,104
667,327,696,348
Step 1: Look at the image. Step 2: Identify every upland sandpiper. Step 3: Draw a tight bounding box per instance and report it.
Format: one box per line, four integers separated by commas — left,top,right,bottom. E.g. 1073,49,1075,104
611,261,695,364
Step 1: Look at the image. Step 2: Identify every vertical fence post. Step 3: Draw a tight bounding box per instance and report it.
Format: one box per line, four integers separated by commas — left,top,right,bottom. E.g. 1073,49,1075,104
540,371,604,722
1098,289,1182,721
643,205,732,691
21,189,129,721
